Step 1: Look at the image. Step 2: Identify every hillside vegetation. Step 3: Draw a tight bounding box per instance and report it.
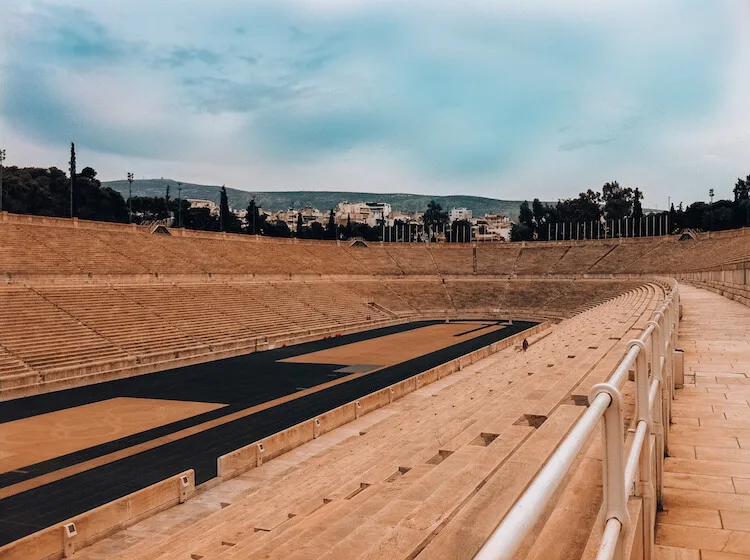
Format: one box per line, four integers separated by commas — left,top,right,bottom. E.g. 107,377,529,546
102,179,532,219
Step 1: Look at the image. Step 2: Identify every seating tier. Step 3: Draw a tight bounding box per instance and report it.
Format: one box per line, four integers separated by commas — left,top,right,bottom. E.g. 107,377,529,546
72,284,663,560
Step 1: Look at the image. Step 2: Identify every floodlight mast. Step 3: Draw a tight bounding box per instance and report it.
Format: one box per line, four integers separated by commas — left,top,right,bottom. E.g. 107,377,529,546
0,149,6,213
127,172,134,224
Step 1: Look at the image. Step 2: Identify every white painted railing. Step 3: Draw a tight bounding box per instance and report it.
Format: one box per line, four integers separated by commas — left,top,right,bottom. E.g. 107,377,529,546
475,280,680,560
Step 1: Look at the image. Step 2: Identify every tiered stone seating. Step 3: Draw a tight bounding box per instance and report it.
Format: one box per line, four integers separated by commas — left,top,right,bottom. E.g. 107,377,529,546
0,286,133,374
21,226,150,275
513,246,568,275
587,240,668,274
625,238,690,274
92,230,202,275
475,245,520,275
382,246,438,275
548,244,614,274
0,347,33,380
0,224,83,276
79,284,662,560
334,281,418,315
299,243,370,276
675,233,750,271
383,280,454,311
3,218,750,277
113,284,259,348
542,280,647,313
443,280,507,310
429,246,474,275
35,285,208,362
268,281,385,328
344,246,403,275
174,283,296,340
150,237,241,274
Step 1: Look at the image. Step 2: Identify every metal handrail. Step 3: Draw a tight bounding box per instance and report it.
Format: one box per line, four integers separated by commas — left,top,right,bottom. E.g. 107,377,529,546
474,280,679,560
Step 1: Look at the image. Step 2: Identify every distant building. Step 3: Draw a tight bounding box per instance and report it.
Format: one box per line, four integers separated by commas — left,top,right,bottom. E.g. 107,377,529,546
187,199,219,216
472,213,512,242
388,211,423,226
335,202,392,227
449,208,472,222
272,207,326,232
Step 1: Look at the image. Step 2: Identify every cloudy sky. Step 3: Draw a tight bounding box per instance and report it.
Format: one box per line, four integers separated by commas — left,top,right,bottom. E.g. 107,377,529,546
1,0,748,208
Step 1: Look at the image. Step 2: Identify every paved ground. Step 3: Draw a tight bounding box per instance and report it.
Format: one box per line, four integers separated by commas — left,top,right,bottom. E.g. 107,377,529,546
655,285,750,559
0,319,535,546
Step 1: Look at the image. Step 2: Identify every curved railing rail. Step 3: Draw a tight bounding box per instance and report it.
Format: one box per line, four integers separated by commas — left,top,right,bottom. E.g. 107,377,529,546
475,279,679,560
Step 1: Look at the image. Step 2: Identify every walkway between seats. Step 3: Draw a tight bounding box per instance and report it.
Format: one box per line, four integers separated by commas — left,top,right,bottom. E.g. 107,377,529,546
656,285,750,559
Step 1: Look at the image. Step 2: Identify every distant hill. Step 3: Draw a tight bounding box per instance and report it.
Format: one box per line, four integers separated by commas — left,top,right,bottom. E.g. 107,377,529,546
103,179,539,220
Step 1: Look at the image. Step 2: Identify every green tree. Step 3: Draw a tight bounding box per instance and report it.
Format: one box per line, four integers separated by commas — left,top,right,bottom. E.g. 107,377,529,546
73,167,129,223
218,185,241,233
602,181,635,221
296,212,303,235
669,203,677,233
4,166,71,217
632,188,644,220
326,209,336,239
422,200,448,238
532,198,546,226
511,201,534,241
244,199,265,235
299,221,327,239
518,201,533,227
130,196,171,222
263,220,292,237
219,186,230,231
734,176,749,202
182,207,219,231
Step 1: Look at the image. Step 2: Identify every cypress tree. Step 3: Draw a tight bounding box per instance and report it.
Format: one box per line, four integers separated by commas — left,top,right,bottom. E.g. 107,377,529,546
219,185,230,232
246,199,258,234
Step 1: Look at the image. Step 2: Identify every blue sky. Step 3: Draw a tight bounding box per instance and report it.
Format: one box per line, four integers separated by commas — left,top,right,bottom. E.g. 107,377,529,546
1,0,748,208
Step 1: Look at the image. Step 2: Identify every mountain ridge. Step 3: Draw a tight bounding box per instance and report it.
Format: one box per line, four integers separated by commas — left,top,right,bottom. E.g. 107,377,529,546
102,179,536,219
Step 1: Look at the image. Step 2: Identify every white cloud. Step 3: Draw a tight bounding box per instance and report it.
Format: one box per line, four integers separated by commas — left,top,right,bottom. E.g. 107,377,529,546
2,0,748,207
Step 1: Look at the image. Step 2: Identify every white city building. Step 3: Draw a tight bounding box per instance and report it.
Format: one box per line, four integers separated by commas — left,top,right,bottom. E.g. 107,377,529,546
335,202,392,227
449,207,472,222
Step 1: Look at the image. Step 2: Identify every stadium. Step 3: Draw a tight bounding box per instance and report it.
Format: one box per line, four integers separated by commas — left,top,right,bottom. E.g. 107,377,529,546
0,211,748,559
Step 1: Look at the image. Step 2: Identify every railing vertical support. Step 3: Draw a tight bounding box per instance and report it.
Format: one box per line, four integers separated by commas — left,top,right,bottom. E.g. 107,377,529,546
590,383,629,560
630,340,654,560
647,317,666,509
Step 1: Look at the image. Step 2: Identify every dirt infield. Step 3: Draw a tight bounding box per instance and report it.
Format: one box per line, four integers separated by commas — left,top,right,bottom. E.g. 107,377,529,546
0,398,224,475
283,322,504,368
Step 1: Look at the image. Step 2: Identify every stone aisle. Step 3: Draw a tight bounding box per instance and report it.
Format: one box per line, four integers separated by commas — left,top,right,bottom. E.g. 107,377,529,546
656,285,750,559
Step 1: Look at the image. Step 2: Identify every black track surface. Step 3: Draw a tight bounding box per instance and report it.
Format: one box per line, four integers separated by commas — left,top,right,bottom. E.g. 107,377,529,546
0,319,535,545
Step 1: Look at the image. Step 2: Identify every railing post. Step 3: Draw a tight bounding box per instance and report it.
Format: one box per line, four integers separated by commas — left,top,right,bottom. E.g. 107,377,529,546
647,318,666,507
590,383,629,560
657,311,673,452
630,340,654,560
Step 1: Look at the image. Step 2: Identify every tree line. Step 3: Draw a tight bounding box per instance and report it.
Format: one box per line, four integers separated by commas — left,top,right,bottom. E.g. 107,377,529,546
4,158,749,242
0,164,387,240
511,176,750,241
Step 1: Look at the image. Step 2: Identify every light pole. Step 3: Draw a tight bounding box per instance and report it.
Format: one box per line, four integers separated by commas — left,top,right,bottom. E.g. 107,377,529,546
0,148,6,213
127,172,134,224
709,188,715,233
177,182,183,228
